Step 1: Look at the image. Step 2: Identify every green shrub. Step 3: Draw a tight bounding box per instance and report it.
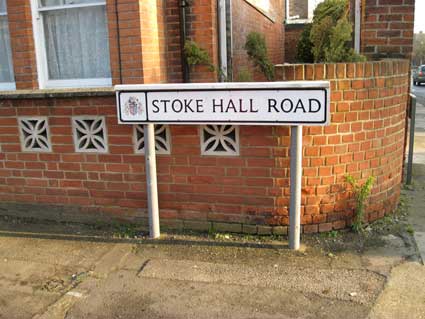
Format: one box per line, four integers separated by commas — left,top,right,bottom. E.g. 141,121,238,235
236,68,253,82
244,32,275,81
296,0,365,63
296,24,314,63
184,40,215,71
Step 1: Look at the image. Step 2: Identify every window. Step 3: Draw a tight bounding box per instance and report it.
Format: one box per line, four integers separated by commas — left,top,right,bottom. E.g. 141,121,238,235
31,0,111,89
286,0,324,23
0,0,15,90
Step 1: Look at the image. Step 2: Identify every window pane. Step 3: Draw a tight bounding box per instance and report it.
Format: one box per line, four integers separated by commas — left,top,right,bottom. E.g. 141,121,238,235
0,16,14,83
40,0,104,8
42,6,111,80
0,0,6,13
288,0,308,19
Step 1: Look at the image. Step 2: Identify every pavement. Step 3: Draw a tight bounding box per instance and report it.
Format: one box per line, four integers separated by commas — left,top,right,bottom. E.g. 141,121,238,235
0,221,420,319
370,84,425,319
0,85,424,318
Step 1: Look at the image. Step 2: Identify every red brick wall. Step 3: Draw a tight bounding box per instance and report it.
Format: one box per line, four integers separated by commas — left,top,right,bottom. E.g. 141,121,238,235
277,59,409,232
232,0,285,81
284,24,306,63
6,0,38,90
106,0,143,84
0,59,410,233
361,0,415,59
106,0,176,85
184,0,218,82
165,0,184,83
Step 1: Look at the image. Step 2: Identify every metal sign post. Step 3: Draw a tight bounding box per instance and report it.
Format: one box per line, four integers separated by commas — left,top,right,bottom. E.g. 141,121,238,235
289,125,302,250
406,94,417,185
115,82,330,248
144,123,160,238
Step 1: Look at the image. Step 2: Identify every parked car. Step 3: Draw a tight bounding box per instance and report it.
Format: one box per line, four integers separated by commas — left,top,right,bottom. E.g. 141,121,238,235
413,65,425,86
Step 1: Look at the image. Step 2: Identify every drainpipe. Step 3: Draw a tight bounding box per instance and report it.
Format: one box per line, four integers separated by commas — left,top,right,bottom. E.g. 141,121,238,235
354,0,361,53
226,0,233,81
217,0,227,82
179,0,190,83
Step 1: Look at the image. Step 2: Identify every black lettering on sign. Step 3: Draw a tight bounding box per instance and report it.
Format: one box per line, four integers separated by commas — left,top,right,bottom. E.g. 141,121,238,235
268,99,278,112
225,99,237,112
196,99,204,112
161,99,170,113
294,99,306,113
184,99,194,113
280,99,293,113
250,99,259,113
239,99,248,113
213,99,224,113
152,100,159,113
309,99,321,113
171,99,183,113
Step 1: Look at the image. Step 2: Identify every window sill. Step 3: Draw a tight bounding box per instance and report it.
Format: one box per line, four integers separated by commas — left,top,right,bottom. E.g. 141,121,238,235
0,82,16,91
0,87,115,100
285,19,312,25
43,78,112,89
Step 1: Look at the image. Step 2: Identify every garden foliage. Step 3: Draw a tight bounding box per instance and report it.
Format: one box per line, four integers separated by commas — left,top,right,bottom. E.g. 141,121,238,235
296,0,365,63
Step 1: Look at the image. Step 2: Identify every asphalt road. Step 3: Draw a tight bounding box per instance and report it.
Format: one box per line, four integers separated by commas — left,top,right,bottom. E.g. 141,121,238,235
412,81,425,105
411,81,425,133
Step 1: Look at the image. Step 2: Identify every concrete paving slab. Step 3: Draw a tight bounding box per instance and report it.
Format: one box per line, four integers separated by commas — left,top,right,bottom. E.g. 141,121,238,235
369,261,425,319
139,258,384,305
65,270,370,319
0,236,112,268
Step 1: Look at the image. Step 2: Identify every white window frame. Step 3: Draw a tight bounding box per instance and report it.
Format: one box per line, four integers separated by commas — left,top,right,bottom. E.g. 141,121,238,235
30,0,112,89
285,0,324,24
0,6,16,90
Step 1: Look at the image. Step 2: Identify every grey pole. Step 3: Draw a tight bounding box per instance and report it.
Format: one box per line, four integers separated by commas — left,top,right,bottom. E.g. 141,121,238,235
144,124,160,238
407,94,417,185
289,125,303,250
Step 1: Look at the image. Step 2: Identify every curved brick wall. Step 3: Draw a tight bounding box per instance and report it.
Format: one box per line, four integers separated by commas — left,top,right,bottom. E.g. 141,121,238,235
0,59,410,234
274,59,409,233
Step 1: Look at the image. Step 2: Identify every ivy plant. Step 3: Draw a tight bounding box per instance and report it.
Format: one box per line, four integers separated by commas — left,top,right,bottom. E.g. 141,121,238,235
244,32,275,81
184,40,215,71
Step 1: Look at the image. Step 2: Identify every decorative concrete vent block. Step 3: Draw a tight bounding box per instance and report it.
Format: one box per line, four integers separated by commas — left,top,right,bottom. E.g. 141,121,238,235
134,124,171,154
201,125,239,156
18,117,52,152
72,116,108,153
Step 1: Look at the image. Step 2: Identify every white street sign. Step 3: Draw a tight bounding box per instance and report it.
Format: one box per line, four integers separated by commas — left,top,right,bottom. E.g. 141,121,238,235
115,81,331,250
116,82,330,126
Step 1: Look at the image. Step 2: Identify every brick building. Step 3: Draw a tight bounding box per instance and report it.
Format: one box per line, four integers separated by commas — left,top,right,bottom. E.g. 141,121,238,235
0,0,417,234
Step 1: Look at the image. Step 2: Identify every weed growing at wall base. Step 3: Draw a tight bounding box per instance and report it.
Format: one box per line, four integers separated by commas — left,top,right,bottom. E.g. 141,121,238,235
346,175,375,233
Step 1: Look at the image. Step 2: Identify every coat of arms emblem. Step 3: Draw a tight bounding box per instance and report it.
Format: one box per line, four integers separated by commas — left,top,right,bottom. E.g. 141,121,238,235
124,96,143,116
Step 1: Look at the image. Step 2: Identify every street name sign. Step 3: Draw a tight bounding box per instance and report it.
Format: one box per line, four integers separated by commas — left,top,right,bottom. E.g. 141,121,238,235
116,82,330,126
115,81,331,250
